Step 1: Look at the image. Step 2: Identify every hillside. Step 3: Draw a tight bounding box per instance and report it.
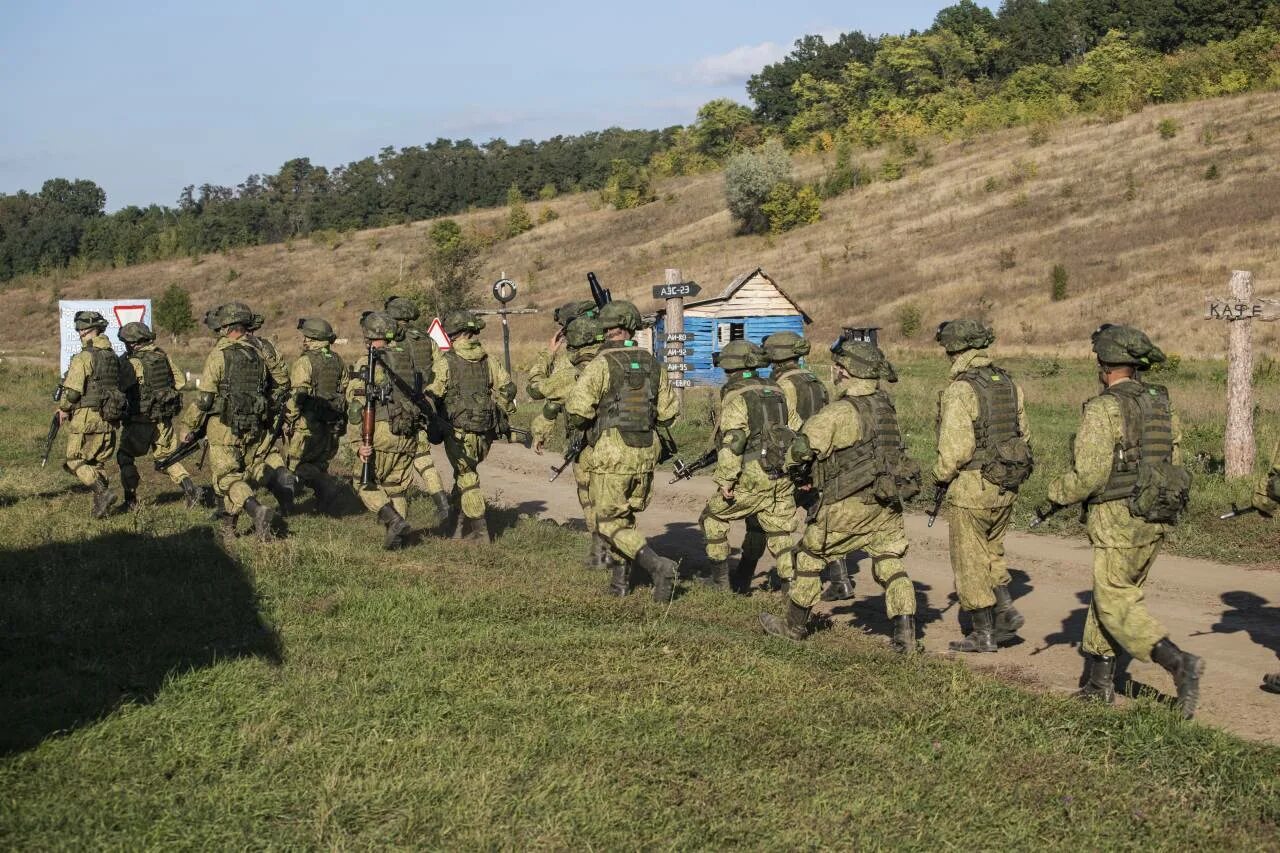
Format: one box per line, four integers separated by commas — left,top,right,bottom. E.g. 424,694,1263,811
3,91,1278,365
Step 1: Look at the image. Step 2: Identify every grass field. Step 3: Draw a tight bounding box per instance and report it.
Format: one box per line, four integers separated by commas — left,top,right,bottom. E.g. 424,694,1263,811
2,359,1279,847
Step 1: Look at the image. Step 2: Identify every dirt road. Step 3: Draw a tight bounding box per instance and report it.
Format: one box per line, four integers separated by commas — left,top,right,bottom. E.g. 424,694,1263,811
474,442,1280,744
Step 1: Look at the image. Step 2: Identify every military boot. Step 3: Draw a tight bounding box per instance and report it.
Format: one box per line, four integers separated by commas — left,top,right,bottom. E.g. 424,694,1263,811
430,491,451,528
119,489,138,513
1074,653,1116,704
243,497,278,542
821,558,855,602
464,513,490,543
377,504,412,550
948,607,997,653
992,584,1025,643
1262,671,1280,694
607,552,630,597
760,600,810,642
1151,638,1205,719
700,560,730,591
180,476,204,510
90,478,118,519
217,511,239,547
891,615,919,655
265,468,297,515
737,526,766,586
583,533,607,570
313,477,343,516
635,545,679,603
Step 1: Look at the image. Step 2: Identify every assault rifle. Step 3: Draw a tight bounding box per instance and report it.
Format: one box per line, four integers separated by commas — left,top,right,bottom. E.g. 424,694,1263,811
587,271,611,309
156,420,207,472
926,483,949,528
669,448,717,484
359,343,384,490
1029,502,1068,529
1220,504,1261,520
498,422,532,446
367,346,451,445
549,430,586,483
41,384,65,468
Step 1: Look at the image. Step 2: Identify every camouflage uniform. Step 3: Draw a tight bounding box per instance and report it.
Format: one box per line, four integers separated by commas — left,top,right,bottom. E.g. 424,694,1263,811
566,301,681,600
1044,324,1203,717
527,300,596,404
243,314,297,511
58,312,126,517
933,320,1032,653
283,318,349,513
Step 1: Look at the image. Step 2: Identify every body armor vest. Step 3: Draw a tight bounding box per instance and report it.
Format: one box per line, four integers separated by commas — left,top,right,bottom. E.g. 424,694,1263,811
720,377,789,462
217,343,269,435
957,366,1021,469
443,351,495,434
1094,381,1176,504
79,345,125,422
776,367,827,423
373,345,419,435
135,348,182,422
404,330,436,385
304,348,347,424
592,345,660,448
814,392,907,503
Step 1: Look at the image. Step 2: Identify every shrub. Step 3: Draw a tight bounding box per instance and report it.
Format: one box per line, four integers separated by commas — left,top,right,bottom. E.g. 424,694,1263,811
997,247,1017,270
538,183,557,201
1031,357,1062,378
897,303,922,339
225,268,240,283
1124,169,1138,201
1028,125,1050,146
761,183,821,234
983,176,1001,193
1204,163,1221,180
879,159,905,182
154,283,196,341
538,207,559,224
1149,352,1182,374
1157,118,1180,139
724,141,792,234
505,184,533,238
600,160,656,211
1050,264,1069,301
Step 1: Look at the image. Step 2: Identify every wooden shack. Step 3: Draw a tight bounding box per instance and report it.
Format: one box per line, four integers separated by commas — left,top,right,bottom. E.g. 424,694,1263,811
653,268,810,386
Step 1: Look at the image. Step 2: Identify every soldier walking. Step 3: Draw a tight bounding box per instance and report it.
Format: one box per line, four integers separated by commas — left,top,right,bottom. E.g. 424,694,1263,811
56,310,127,518
116,321,203,509
244,310,298,513
282,318,350,514
1041,324,1203,717
566,301,681,600
932,320,1033,653
761,340,920,653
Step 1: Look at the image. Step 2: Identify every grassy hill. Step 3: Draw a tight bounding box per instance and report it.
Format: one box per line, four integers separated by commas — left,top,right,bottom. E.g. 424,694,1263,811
2,91,1278,367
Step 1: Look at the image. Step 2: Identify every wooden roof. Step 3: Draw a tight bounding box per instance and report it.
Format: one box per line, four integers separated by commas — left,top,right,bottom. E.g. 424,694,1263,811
659,268,811,323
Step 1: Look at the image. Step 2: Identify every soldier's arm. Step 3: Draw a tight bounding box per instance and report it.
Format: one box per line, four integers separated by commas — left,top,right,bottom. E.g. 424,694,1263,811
166,353,188,390
800,403,841,461
489,358,517,412
58,352,90,411
182,350,222,431
654,364,679,426
1169,410,1183,467
1046,396,1115,507
933,381,978,484
286,356,314,421
120,356,140,392
426,344,449,398
565,357,607,425
713,394,748,489
779,379,803,431
526,349,554,398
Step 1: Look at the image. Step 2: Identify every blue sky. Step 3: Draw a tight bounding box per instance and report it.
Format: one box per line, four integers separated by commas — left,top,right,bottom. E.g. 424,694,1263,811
1,0,967,210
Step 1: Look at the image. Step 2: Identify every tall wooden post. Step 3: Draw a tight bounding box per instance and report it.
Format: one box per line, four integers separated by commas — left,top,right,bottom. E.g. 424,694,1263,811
664,268,685,407
1225,269,1255,479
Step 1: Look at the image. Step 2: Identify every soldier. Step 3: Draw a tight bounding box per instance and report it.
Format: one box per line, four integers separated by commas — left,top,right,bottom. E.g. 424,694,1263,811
243,310,298,513
282,318,350,514
347,310,419,549
932,319,1033,653
116,321,203,509
761,339,920,653
530,314,606,567
528,300,596,402
438,309,516,542
56,310,127,518
699,340,796,593
1041,324,1203,717
181,303,277,543
1253,437,1280,694
762,329,847,600
383,296,451,527
565,300,681,600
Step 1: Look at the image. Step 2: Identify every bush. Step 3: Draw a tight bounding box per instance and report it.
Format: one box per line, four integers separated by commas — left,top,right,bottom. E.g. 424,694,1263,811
600,160,656,210
761,183,821,233
505,184,533,238
1050,264,1069,300
1204,163,1221,180
878,159,905,181
997,247,1017,270
538,207,559,224
1157,118,1180,139
538,183,557,201
724,141,792,234
1031,357,1062,378
1149,352,1182,374
897,303,922,339
154,283,196,341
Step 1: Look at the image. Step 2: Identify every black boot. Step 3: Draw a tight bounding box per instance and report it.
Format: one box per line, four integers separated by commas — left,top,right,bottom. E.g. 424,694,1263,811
607,552,630,597
314,478,343,516
430,491,451,528
90,478,118,519
377,504,412,550
119,489,138,512
949,607,997,653
180,476,203,510
992,584,1025,642
891,614,918,655
700,560,730,591
635,545,679,603
465,513,490,543
760,600,810,641
1263,671,1280,694
217,511,239,546
1152,638,1205,719
737,524,766,586
821,558,855,602
265,468,297,515
583,533,607,569
243,497,278,542
1074,653,1116,704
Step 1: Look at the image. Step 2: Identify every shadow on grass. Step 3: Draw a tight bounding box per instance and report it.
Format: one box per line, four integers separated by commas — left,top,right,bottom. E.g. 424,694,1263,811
0,528,282,755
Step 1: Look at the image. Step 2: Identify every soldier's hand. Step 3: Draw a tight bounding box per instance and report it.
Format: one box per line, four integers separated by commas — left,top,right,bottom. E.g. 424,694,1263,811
357,443,373,462
550,330,565,352
181,431,194,444
720,485,735,502
56,409,69,424
533,439,545,455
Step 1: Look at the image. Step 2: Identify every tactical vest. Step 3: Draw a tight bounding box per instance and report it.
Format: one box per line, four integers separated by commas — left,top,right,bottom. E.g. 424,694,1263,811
79,344,126,422
404,330,436,386
957,366,1021,469
303,348,347,424
217,343,269,435
720,377,789,462
813,392,907,503
374,345,420,435
592,345,660,448
1094,380,1176,504
443,351,495,434
135,348,183,422
247,334,287,405
776,367,828,423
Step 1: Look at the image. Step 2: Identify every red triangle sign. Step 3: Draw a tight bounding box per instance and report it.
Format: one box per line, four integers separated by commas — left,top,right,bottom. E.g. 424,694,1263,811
427,317,451,350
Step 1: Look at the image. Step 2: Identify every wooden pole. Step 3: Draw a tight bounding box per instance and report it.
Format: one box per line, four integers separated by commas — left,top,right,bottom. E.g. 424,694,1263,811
1225,269,1255,479
664,268,685,408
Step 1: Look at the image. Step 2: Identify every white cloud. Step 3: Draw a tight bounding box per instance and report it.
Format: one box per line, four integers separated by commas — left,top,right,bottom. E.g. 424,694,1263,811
687,41,790,86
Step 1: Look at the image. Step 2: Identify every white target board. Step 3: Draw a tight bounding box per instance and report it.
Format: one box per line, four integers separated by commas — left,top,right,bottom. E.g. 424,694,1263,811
58,299,152,376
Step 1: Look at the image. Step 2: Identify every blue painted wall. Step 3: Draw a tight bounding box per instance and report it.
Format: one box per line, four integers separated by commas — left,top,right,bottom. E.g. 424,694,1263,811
655,314,805,386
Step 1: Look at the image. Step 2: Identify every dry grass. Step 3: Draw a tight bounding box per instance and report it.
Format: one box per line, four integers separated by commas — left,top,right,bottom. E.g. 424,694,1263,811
2,92,1278,370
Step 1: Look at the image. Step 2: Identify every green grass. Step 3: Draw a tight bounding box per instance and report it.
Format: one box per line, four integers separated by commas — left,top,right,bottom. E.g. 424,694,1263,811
1,359,1279,847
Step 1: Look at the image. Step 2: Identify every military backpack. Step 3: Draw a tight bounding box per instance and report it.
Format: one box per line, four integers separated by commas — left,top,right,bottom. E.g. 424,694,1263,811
1092,380,1191,524
815,391,921,506
955,365,1033,491
720,376,796,478
443,351,496,434
134,348,183,422
78,345,127,424
591,344,661,448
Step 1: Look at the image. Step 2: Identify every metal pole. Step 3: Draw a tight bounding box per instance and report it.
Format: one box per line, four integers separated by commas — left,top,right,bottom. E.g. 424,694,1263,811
501,310,512,381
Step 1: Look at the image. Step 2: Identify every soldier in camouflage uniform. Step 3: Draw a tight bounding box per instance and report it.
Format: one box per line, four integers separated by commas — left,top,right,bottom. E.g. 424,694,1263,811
528,300,597,403
1042,324,1203,717
1253,437,1280,694
282,318,349,514
347,310,419,549
438,309,517,542
933,319,1033,653
530,314,606,567
240,310,298,513
116,321,203,509
566,301,681,600
181,303,277,543
384,296,451,527
699,340,796,593
761,339,920,653
57,310,127,518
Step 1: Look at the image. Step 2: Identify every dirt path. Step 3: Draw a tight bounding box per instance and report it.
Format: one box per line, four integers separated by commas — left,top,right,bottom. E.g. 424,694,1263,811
474,442,1280,744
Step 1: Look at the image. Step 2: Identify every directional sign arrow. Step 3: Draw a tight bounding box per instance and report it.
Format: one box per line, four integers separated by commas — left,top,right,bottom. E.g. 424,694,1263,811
653,282,701,300
662,332,693,342
666,363,692,372
664,348,693,358
670,378,694,388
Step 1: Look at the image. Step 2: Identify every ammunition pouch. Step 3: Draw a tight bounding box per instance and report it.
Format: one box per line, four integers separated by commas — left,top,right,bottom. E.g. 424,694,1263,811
871,457,922,506
981,436,1034,492
1269,472,1280,503
220,392,267,435
1128,461,1191,525
721,429,747,455
542,400,563,420
195,391,215,412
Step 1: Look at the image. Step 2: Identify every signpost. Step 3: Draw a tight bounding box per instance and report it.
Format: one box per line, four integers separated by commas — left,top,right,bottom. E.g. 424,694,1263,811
474,277,537,381
58,299,152,375
658,270,698,405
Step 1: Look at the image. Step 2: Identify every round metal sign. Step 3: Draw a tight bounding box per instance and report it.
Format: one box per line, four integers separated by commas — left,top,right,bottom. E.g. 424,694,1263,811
492,278,518,304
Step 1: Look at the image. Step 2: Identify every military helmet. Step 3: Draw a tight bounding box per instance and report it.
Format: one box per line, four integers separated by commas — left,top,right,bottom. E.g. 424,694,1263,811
117,321,155,344
297,317,336,342
833,339,897,382
597,300,641,333
360,310,400,342
73,310,109,332
206,302,254,331
383,296,420,322
248,313,265,332
763,330,810,363
441,309,485,336
554,300,597,328
935,318,995,354
719,339,767,371
564,315,604,349
1091,323,1166,369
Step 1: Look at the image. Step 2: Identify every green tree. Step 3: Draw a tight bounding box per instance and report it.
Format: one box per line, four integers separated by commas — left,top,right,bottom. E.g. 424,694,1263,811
600,160,656,210
724,141,792,234
154,283,196,342
424,220,482,317
761,183,822,233
691,99,758,160
505,184,533,238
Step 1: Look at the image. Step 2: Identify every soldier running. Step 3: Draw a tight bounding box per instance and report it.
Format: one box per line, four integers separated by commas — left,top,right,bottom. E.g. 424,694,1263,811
282,318,350,514
242,310,298,513
56,310,127,518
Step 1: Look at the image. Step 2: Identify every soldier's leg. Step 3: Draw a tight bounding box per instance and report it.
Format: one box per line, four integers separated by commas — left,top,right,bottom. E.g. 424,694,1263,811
377,445,415,549
410,433,450,525
592,472,636,595
445,431,484,522
865,509,917,654
756,489,798,595
740,515,769,584
946,504,999,653
984,504,1024,640
210,440,273,541
152,420,192,487
698,494,736,589
1082,544,1167,663
573,461,604,568
115,422,151,506
760,525,830,641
